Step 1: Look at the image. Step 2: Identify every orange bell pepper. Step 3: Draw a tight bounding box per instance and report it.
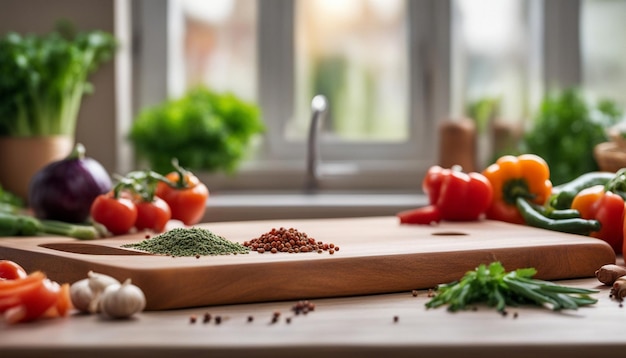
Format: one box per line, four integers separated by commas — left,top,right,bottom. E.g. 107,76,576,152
571,184,625,254
482,154,553,224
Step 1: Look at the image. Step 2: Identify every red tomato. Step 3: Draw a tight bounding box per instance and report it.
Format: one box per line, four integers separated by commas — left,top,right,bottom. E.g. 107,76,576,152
90,193,138,235
0,260,27,280
134,197,172,233
572,185,625,254
156,172,209,225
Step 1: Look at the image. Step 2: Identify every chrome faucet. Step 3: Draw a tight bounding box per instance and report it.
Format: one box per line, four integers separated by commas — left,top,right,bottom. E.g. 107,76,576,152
304,95,328,193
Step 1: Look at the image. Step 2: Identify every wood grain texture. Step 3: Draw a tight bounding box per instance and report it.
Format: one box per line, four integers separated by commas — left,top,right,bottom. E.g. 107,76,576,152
0,217,616,310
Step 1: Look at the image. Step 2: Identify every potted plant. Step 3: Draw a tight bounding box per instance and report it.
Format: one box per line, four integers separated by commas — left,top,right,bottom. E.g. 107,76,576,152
128,86,264,175
0,24,116,200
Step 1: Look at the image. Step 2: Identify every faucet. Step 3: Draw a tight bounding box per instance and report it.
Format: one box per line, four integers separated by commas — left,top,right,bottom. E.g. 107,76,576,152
304,94,328,193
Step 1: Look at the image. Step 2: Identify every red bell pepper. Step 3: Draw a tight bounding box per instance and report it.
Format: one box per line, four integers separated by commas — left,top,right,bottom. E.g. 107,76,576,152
398,165,493,224
571,184,625,254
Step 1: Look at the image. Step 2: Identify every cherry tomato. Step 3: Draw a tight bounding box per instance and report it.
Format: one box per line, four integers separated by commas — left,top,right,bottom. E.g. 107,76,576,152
156,171,209,225
134,197,172,233
0,260,27,280
90,192,138,235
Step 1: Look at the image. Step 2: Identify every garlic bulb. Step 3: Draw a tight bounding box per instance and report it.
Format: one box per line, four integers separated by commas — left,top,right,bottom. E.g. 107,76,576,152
69,271,121,313
88,271,120,293
98,279,146,319
69,278,93,313
87,271,120,313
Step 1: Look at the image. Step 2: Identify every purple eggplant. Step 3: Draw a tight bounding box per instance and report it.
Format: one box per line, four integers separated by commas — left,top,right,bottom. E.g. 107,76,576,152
29,143,112,223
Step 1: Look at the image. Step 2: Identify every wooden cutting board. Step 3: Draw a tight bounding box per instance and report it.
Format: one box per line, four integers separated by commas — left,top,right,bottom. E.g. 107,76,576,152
0,217,615,311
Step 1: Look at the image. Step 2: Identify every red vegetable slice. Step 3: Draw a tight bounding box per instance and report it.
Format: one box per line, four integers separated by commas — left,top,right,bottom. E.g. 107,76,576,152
0,260,27,280
397,205,441,225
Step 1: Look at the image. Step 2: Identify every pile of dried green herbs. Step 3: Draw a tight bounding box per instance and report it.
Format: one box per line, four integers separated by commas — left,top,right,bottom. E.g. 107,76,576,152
122,227,249,257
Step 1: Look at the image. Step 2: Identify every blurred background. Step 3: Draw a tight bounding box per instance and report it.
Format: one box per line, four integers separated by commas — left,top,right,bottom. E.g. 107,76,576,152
1,0,625,195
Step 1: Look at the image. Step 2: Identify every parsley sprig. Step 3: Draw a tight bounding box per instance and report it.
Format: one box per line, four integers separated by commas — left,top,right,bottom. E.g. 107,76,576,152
425,262,598,312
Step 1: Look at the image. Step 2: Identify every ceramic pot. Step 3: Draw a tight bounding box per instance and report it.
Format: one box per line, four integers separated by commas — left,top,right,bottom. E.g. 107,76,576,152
0,135,74,202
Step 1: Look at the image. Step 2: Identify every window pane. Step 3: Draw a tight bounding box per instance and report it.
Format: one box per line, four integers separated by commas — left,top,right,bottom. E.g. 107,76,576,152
291,0,408,142
179,0,257,101
452,0,529,121
582,0,626,109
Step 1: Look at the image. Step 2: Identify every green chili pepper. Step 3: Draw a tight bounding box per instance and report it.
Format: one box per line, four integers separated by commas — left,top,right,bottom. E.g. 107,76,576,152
549,172,616,210
528,202,581,220
516,197,601,236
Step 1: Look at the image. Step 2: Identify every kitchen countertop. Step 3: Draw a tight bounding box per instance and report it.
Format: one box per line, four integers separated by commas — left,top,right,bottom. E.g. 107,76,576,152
0,275,624,358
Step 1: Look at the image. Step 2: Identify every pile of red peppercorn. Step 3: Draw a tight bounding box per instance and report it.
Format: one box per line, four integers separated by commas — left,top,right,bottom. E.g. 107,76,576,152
243,227,339,254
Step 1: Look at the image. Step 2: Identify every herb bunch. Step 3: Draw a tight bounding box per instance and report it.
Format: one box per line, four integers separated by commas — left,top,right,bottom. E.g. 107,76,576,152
0,23,116,137
129,86,264,175
425,262,598,312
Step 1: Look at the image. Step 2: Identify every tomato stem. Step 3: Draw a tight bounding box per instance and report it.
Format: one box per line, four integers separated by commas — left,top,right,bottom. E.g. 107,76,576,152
170,158,192,189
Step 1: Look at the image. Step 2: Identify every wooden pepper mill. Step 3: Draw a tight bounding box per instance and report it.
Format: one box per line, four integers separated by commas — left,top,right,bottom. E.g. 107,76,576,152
438,118,477,172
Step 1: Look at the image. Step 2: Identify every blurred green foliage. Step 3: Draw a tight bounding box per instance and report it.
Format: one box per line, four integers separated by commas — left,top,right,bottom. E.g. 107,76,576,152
521,88,622,185
129,87,264,175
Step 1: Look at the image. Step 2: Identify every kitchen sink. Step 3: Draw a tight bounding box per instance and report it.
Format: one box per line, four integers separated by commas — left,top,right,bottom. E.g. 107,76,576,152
202,191,427,222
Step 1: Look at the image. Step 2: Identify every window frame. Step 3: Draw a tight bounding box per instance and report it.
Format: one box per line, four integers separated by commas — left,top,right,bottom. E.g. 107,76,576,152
130,0,580,192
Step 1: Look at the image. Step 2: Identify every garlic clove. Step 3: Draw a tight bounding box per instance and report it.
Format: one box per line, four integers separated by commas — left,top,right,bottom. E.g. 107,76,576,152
69,278,93,313
98,278,146,319
87,271,120,294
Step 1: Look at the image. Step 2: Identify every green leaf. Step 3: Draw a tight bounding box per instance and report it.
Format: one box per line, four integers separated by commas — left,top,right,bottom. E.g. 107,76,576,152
128,86,265,174
0,24,116,137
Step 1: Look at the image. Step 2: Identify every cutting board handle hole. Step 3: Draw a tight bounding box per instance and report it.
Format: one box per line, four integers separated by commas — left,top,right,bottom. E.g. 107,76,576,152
431,231,468,236
39,243,153,256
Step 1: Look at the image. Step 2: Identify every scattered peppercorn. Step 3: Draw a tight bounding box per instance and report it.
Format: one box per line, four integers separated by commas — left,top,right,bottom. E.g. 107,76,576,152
393,315,399,323
286,317,292,324
247,315,254,322
215,315,222,325
122,227,250,257
189,315,197,324
411,290,418,297
243,227,337,254
292,300,315,315
203,312,211,323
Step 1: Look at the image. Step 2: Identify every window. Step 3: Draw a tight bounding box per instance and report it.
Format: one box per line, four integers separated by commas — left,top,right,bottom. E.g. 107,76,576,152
581,0,626,109
134,0,451,192
132,0,600,192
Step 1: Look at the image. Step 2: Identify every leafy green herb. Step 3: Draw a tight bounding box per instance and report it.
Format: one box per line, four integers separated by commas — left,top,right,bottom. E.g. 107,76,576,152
522,88,622,185
425,262,598,313
129,86,264,174
0,24,117,137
